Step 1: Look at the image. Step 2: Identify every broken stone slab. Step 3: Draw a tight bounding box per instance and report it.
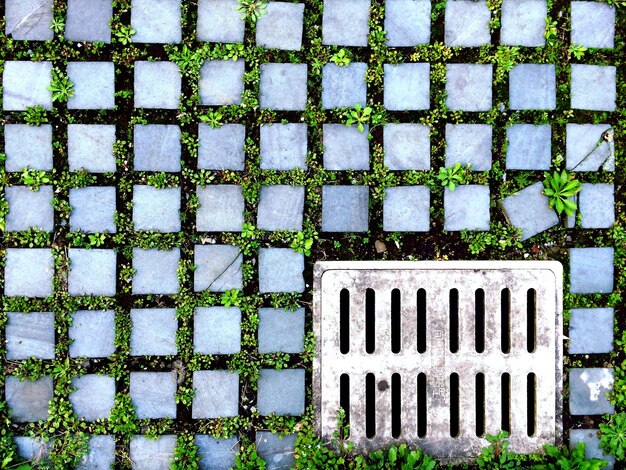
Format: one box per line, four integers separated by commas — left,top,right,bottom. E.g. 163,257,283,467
5,376,53,422
258,248,305,293
383,124,430,170
256,2,305,51
570,247,614,294
569,368,614,415
323,124,369,171
134,124,182,172
70,375,115,421
322,0,370,47
383,186,430,232
69,310,115,358
257,369,305,416
192,370,239,418
4,249,54,298
194,245,243,292
4,124,53,172
321,185,369,232
5,185,54,232
132,185,181,233
68,249,117,296
132,248,180,295
258,308,305,354
5,0,53,40
501,182,559,241
70,187,117,234
194,307,241,355
6,311,55,360
68,124,117,173
568,308,614,355
131,308,178,356
566,124,614,172
130,372,178,419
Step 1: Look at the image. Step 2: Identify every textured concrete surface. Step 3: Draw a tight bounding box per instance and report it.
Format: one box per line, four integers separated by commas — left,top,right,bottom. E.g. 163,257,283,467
6,312,55,360
323,124,370,170
197,0,244,43
69,310,116,358
501,182,559,241
192,370,239,418
322,0,370,46
130,372,178,419
194,245,243,292
260,123,308,170
569,308,614,355
322,63,367,109
259,63,308,110
4,124,53,172
384,124,430,170
258,308,305,353
445,124,492,171
194,307,242,354
383,186,430,232
444,185,491,231
256,2,304,50
6,376,53,423
134,124,182,172
570,368,614,415
322,185,369,232
131,308,178,356
385,0,431,46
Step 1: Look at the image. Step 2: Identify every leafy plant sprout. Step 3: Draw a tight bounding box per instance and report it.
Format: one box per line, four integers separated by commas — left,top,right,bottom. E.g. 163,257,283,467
237,0,267,22
437,162,471,191
48,68,74,103
542,170,582,217
330,49,351,67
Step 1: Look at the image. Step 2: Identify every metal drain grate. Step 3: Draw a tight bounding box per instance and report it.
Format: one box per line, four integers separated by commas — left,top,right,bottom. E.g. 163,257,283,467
313,261,563,462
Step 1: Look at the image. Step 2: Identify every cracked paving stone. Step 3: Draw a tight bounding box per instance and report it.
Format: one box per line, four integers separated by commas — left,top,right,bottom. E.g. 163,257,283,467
194,245,243,292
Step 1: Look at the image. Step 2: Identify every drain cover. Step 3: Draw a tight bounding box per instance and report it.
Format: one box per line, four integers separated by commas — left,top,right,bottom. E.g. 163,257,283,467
313,261,563,462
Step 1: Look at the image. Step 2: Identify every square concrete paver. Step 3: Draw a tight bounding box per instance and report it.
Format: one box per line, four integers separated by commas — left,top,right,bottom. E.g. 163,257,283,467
323,124,369,170
571,1,615,49
133,186,181,232
198,124,246,171
257,2,305,51
444,185,490,231
132,248,180,295
194,307,241,355
445,124,492,171
4,249,54,298
322,186,369,232
384,63,430,111
258,308,305,354
4,124,53,172
259,63,307,111
510,64,556,110
68,124,117,173
131,0,181,43
570,247,614,294
570,430,615,469
506,124,551,170
67,62,115,110
75,436,116,470
259,248,305,293
196,185,244,232
571,65,616,112
446,64,492,112
566,124,614,172
70,375,115,421
257,369,305,416
192,370,239,418
3,61,52,110
69,310,115,358
65,0,112,43
322,63,367,109
322,0,370,46
579,184,614,229
196,436,239,470
500,0,546,46
383,124,430,170
5,185,54,232
5,376,53,423
383,186,430,232
131,309,178,356
260,124,308,170
6,312,55,360
14,436,50,462
385,0,431,46
70,187,117,233
257,185,305,231
69,249,117,296
130,435,177,470
134,61,181,109
5,0,53,40
445,1,490,47
134,124,181,172
501,182,559,241
197,0,244,43
569,368,614,416
569,308,614,355
256,432,297,470
199,59,245,106
194,245,243,292
130,372,177,419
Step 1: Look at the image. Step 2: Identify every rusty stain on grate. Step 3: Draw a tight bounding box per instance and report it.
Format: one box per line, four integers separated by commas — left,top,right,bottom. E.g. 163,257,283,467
313,261,563,463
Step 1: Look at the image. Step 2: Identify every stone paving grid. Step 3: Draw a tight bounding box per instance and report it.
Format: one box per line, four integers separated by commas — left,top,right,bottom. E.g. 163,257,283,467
0,0,622,467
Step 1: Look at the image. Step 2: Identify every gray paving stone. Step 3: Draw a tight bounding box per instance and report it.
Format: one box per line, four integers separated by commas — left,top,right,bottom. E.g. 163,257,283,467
571,1,615,49
446,64,492,112
134,124,181,172
566,124,614,172
322,185,369,232
3,61,52,110
75,435,116,470
130,435,177,470
195,436,239,470
258,248,305,294
199,124,246,171
256,433,297,470
67,62,115,110
197,0,244,43
383,186,430,232
200,59,245,106
70,375,115,421
570,368,614,415
68,124,117,173
322,63,367,109
385,0,430,46
69,310,115,358
131,309,178,356
569,308,614,355
6,376,53,422
383,124,430,170
194,307,241,354
5,185,54,232
260,63,308,111
6,312,55,360
69,249,117,296
444,185,490,231
506,124,551,170
323,124,370,170
192,371,239,418
70,187,117,234
65,0,112,42
445,1,490,46
257,369,305,416
570,430,615,469
501,182,558,241
194,245,243,292
196,185,244,232
257,2,304,50
133,186,181,232
4,249,54,298
130,372,177,419
257,186,305,231
571,65,616,112
510,64,556,110
445,124,492,171
384,63,430,111
570,247,614,294
500,0,546,46
579,184,614,229
134,61,181,109
322,0,370,46
5,0,53,40
4,124,53,172
260,124,308,170
258,308,305,354
131,0,181,43
132,248,180,295
14,436,50,462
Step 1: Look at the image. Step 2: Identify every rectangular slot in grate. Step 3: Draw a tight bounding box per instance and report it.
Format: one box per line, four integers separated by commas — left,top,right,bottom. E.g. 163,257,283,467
313,261,563,463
